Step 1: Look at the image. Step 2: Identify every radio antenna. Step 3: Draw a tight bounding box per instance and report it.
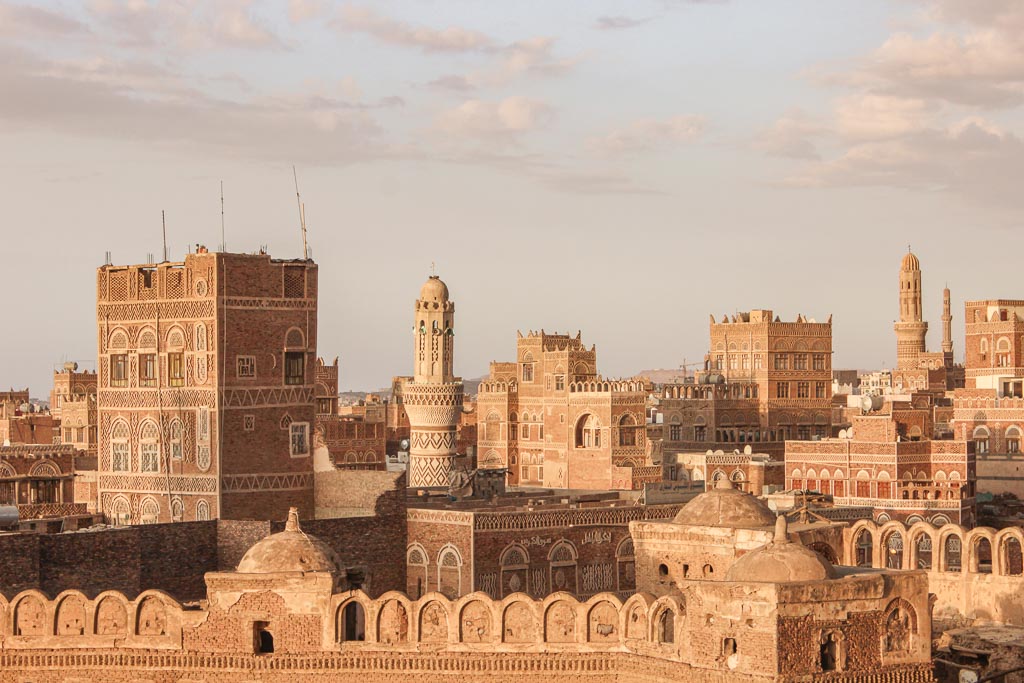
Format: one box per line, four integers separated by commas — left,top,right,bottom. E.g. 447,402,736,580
292,165,308,260
161,210,167,262
220,181,226,252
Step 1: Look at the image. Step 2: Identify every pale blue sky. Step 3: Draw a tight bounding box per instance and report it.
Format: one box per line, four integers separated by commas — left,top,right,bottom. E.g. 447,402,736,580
1,0,1022,395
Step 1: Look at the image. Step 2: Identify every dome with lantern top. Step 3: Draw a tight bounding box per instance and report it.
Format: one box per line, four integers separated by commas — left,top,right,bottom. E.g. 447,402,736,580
420,275,449,302
672,477,777,528
725,516,837,583
237,507,341,574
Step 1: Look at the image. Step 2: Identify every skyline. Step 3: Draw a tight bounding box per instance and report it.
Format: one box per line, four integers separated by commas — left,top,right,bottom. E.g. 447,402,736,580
2,0,1024,395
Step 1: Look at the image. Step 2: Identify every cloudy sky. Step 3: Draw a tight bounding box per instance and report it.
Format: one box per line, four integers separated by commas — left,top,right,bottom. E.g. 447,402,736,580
2,0,1023,396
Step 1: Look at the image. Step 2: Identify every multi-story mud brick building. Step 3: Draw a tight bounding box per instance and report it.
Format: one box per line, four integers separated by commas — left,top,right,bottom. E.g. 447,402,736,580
95,250,318,524
658,309,833,460
50,363,98,454
786,406,975,526
313,357,386,470
952,298,1024,494
476,330,658,490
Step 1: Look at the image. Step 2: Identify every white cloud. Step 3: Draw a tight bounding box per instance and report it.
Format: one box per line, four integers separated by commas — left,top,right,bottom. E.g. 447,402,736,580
594,16,651,30
337,6,493,53
435,97,553,138
87,0,283,50
753,110,826,160
587,116,706,156
0,3,90,37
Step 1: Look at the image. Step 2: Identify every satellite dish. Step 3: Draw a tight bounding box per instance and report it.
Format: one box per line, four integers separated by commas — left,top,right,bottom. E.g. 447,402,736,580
743,445,752,455
838,429,848,439
847,428,854,439
706,449,713,456
399,438,410,451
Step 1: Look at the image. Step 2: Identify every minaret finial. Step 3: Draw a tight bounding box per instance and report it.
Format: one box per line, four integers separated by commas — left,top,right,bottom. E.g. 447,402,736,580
285,507,300,532
907,243,911,253
774,515,789,543
431,261,436,276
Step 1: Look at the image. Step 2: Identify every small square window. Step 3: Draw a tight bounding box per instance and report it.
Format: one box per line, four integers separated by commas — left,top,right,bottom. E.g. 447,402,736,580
110,354,128,387
244,415,255,432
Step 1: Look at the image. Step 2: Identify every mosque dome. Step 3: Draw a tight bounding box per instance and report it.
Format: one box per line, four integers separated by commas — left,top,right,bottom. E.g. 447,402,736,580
901,250,920,271
672,478,777,528
725,516,837,583
237,508,341,574
420,275,450,302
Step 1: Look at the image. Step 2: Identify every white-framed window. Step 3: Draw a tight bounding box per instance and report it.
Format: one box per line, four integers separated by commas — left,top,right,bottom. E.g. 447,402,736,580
290,422,310,457
139,421,160,473
111,420,130,472
169,419,183,460
236,355,256,378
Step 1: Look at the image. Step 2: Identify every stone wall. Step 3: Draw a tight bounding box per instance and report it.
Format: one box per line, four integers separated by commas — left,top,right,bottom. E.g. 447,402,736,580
0,584,935,683
843,519,1024,626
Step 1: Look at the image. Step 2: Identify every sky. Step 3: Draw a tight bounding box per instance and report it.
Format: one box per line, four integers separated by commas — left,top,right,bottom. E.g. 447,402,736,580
1,0,1023,396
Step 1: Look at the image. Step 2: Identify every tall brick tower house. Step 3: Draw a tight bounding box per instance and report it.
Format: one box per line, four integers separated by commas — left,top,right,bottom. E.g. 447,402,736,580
404,275,463,487
96,250,318,523
894,249,928,369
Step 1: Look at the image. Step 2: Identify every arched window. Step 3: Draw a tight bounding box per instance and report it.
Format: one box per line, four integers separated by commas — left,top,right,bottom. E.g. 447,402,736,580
885,531,904,569
109,495,130,526
484,412,501,442
1002,536,1023,576
575,414,601,449
618,414,638,447
139,421,160,473
657,608,674,644
883,602,916,653
140,497,160,524
973,537,993,574
339,601,366,642
943,535,962,572
616,538,636,591
406,544,428,598
855,528,873,567
111,419,131,472
499,544,529,597
914,535,932,570
437,545,463,599
973,426,990,455
170,497,184,522
1007,426,1021,454
196,499,211,521
169,419,183,460
549,541,578,594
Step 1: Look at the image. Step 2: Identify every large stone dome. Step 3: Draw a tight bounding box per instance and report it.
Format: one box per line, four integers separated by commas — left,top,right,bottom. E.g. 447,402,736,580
237,508,341,574
901,250,920,271
725,516,836,583
673,478,777,528
420,275,449,302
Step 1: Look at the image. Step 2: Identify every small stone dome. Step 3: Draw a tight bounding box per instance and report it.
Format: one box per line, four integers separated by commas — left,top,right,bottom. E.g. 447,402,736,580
901,250,920,271
420,275,449,302
673,478,777,528
237,508,341,574
725,516,837,583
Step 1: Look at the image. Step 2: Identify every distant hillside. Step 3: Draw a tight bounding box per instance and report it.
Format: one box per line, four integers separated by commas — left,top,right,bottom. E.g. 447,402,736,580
633,368,689,384
340,376,486,404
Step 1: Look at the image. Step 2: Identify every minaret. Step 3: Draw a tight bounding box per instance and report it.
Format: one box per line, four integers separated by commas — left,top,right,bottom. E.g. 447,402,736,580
941,285,954,365
403,275,463,487
894,248,928,369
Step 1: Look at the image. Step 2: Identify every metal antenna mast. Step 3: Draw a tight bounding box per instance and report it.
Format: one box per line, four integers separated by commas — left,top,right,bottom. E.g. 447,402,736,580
220,181,226,252
292,166,308,260
161,210,167,262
